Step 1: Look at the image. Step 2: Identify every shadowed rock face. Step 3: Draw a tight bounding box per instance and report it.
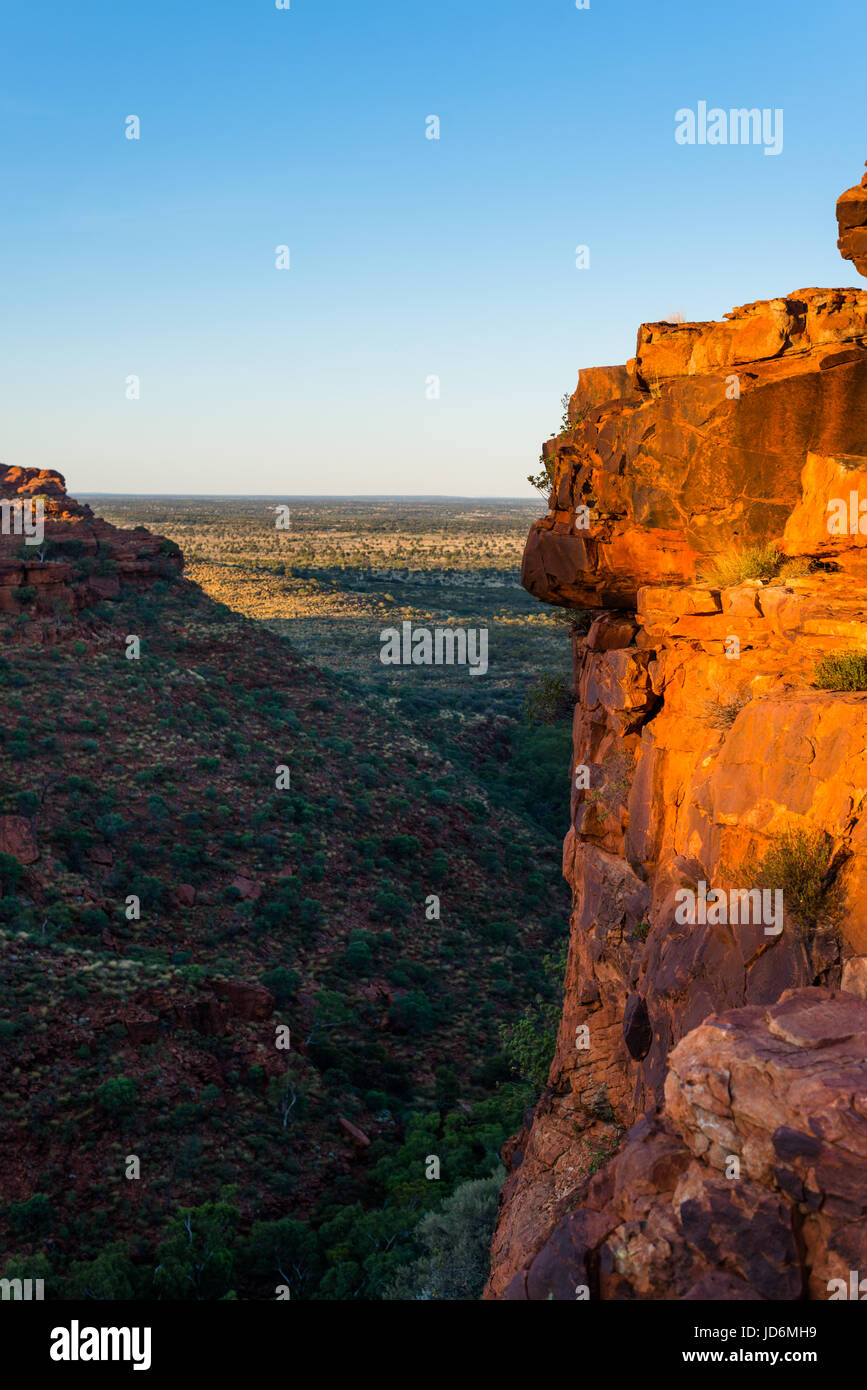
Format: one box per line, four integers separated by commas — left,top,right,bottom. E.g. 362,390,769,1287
837,161,867,278
498,989,867,1301
521,288,867,609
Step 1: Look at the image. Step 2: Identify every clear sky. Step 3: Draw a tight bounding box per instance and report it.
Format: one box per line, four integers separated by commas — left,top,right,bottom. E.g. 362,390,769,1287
0,0,863,497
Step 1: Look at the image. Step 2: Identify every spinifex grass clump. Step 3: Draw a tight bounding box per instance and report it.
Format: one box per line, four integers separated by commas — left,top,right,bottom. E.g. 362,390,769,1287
699,541,782,589
778,556,813,579
755,827,833,933
703,690,751,730
814,651,867,691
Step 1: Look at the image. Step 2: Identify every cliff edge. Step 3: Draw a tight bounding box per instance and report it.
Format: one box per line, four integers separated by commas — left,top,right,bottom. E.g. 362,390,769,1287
487,164,867,1300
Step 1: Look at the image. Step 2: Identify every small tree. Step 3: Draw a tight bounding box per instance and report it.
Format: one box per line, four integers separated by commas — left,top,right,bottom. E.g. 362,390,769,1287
153,1192,239,1300
384,1170,504,1300
96,1076,137,1117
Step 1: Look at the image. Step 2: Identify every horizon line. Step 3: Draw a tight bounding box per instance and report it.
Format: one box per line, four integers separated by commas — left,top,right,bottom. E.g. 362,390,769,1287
79,492,543,502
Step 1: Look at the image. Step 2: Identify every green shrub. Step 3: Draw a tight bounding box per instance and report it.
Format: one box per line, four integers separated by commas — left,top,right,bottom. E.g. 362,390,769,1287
391,990,436,1034
499,1000,558,1088
343,935,373,974
498,723,573,836
262,966,300,1003
385,834,420,860
755,827,833,932
66,1244,138,1299
96,1076,138,1117
153,1193,238,1300
372,890,411,925
8,1192,54,1235
814,652,867,692
524,673,574,725
384,1170,504,1300
527,458,555,497
0,851,25,895
498,942,566,1087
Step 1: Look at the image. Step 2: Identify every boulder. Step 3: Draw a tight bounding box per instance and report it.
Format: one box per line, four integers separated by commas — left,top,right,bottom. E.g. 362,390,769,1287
210,979,274,1020
338,1116,371,1148
494,990,867,1299
0,815,39,865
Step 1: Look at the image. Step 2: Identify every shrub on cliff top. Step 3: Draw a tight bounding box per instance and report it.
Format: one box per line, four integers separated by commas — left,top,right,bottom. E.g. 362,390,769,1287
698,542,782,589
814,651,867,691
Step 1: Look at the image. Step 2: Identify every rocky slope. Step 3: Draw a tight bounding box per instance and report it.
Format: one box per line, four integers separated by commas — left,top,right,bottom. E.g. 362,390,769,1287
487,166,867,1299
0,468,567,1299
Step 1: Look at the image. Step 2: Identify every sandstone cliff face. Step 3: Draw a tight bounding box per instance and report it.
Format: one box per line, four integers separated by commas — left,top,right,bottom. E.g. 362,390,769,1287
521,287,867,609
0,463,181,631
837,162,867,278
487,169,867,1299
498,988,867,1301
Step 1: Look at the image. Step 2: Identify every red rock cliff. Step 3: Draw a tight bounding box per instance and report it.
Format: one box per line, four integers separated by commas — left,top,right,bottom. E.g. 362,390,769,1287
0,463,181,633
487,168,867,1300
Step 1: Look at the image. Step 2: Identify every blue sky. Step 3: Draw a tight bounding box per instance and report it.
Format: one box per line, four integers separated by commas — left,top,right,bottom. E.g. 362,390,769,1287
0,0,863,496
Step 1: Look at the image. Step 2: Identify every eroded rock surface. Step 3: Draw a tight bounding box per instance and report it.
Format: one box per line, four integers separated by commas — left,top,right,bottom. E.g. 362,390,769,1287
837,162,867,278
522,289,867,609
497,989,867,1300
488,183,867,1299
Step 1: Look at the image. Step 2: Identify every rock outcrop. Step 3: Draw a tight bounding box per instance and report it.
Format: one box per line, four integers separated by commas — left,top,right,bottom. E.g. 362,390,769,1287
837,162,867,277
488,180,867,1299
499,988,867,1301
521,288,867,610
0,462,181,629
0,814,39,865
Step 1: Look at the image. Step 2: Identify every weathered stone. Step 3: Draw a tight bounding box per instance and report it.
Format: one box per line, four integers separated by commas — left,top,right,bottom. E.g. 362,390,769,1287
489,196,867,1300
210,979,274,1021
338,1116,371,1148
521,289,867,610
837,162,867,277
0,815,39,865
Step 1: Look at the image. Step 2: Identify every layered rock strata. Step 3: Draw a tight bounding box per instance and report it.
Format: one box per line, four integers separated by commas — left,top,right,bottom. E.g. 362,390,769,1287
0,463,181,624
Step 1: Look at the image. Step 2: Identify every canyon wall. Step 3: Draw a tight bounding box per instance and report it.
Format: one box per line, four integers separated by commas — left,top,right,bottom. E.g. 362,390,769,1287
486,171,867,1300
